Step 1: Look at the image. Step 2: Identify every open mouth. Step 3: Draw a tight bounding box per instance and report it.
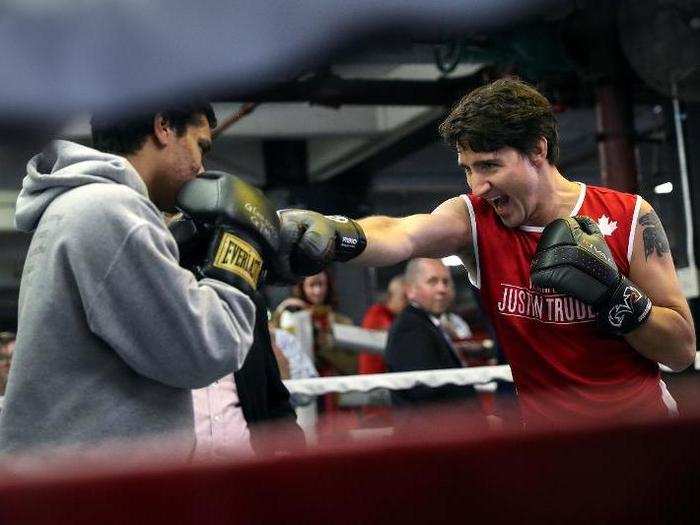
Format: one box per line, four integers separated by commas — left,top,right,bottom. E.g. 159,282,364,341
490,195,510,211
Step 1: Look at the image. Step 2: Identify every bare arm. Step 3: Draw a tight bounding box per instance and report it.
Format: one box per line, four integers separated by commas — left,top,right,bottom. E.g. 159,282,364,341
625,200,695,371
353,196,473,266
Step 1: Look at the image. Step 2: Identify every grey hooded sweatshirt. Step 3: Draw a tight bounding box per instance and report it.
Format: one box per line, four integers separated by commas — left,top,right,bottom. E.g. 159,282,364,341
0,140,255,456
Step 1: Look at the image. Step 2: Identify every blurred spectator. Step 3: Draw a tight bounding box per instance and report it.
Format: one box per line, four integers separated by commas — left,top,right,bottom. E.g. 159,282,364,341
385,259,476,406
192,375,253,459
275,270,355,376
440,279,496,368
274,271,355,421
0,332,15,400
270,322,319,408
439,281,505,427
270,335,291,380
192,313,304,459
270,322,318,381
359,274,407,374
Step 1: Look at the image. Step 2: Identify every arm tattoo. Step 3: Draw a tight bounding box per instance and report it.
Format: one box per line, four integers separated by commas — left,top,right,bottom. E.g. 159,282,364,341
638,211,670,260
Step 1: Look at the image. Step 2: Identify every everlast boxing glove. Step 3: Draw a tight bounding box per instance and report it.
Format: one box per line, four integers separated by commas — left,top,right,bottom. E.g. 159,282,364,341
168,214,208,274
174,171,280,295
277,209,367,278
173,176,301,432
531,216,652,335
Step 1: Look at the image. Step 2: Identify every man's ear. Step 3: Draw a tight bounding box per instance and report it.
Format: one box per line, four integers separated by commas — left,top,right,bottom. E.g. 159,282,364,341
405,284,417,303
153,113,173,147
528,137,549,167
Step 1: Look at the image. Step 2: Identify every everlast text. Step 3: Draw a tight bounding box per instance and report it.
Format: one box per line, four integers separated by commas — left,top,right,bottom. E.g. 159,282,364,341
213,232,263,289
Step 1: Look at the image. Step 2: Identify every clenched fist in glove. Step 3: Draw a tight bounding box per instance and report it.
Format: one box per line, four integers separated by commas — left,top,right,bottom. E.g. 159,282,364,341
276,210,367,279
531,216,652,335
172,171,280,295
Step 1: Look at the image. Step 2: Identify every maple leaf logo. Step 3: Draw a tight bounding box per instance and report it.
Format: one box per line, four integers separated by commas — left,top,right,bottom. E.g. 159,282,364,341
597,214,618,236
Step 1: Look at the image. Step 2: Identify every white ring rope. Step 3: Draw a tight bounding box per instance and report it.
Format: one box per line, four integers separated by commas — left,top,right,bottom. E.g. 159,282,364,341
284,365,513,396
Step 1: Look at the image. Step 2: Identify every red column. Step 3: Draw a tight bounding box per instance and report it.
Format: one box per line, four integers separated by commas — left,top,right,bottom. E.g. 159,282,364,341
595,83,639,193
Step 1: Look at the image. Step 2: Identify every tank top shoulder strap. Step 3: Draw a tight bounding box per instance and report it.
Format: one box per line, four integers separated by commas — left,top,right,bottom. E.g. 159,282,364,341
578,185,642,275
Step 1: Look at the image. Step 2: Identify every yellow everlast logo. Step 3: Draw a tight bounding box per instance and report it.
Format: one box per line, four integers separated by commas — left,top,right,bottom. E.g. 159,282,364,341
212,232,263,289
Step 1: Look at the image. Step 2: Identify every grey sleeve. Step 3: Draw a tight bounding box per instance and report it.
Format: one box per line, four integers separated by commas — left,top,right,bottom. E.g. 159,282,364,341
82,221,256,389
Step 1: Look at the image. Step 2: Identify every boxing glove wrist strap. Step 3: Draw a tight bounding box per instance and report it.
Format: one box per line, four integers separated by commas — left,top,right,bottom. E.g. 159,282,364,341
597,275,652,335
325,215,367,262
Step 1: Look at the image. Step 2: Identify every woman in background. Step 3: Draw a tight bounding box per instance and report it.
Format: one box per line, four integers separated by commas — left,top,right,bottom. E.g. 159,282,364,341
275,270,356,377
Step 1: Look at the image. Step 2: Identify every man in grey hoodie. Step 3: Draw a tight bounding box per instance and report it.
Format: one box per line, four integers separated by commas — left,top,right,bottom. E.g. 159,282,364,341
0,102,265,456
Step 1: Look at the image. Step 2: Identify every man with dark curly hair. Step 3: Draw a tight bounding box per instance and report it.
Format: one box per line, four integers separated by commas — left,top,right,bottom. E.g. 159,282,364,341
277,78,696,428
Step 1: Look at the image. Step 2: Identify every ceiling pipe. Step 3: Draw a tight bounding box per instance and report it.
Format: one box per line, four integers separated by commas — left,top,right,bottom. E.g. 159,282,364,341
215,72,489,107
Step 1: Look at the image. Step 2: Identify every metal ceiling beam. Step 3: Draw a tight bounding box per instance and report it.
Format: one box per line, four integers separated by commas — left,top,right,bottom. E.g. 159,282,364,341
217,73,489,107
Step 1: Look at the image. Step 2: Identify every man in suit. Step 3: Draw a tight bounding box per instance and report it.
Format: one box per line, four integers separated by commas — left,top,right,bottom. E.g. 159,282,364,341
385,258,476,406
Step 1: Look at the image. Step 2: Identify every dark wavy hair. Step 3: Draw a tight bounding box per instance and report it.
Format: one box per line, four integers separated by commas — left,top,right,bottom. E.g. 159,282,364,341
0,332,15,347
292,269,339,310
91,101,217,155
438,78,559,165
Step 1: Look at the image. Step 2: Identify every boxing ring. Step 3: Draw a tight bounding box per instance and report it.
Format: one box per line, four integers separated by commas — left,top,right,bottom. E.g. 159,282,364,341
1,360,696,523
0,1,698,522
0,332,696,523
0,403,698,524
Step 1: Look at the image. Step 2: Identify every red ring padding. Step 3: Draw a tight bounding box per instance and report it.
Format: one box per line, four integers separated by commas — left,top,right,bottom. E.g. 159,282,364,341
0,409,697,524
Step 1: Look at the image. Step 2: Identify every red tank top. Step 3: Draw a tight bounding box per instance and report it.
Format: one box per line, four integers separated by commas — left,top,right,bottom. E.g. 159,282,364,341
463,184,676,427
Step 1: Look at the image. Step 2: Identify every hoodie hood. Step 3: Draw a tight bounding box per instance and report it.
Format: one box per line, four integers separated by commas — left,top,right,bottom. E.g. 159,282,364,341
15,140,148,232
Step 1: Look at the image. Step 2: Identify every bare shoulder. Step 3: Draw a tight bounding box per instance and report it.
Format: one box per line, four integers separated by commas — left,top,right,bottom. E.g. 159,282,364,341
431,195,469,220
432,195,472,253
402,196,472,259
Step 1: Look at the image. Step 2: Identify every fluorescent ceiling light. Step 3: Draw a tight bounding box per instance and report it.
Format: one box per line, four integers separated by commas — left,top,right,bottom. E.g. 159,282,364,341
442,255,463,267
654,182,673,194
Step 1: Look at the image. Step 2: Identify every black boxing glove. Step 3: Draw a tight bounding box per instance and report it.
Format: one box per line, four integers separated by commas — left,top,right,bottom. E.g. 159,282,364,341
174,171,280,295
276,209,367,278
531,216,652,335
168,214,210,273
